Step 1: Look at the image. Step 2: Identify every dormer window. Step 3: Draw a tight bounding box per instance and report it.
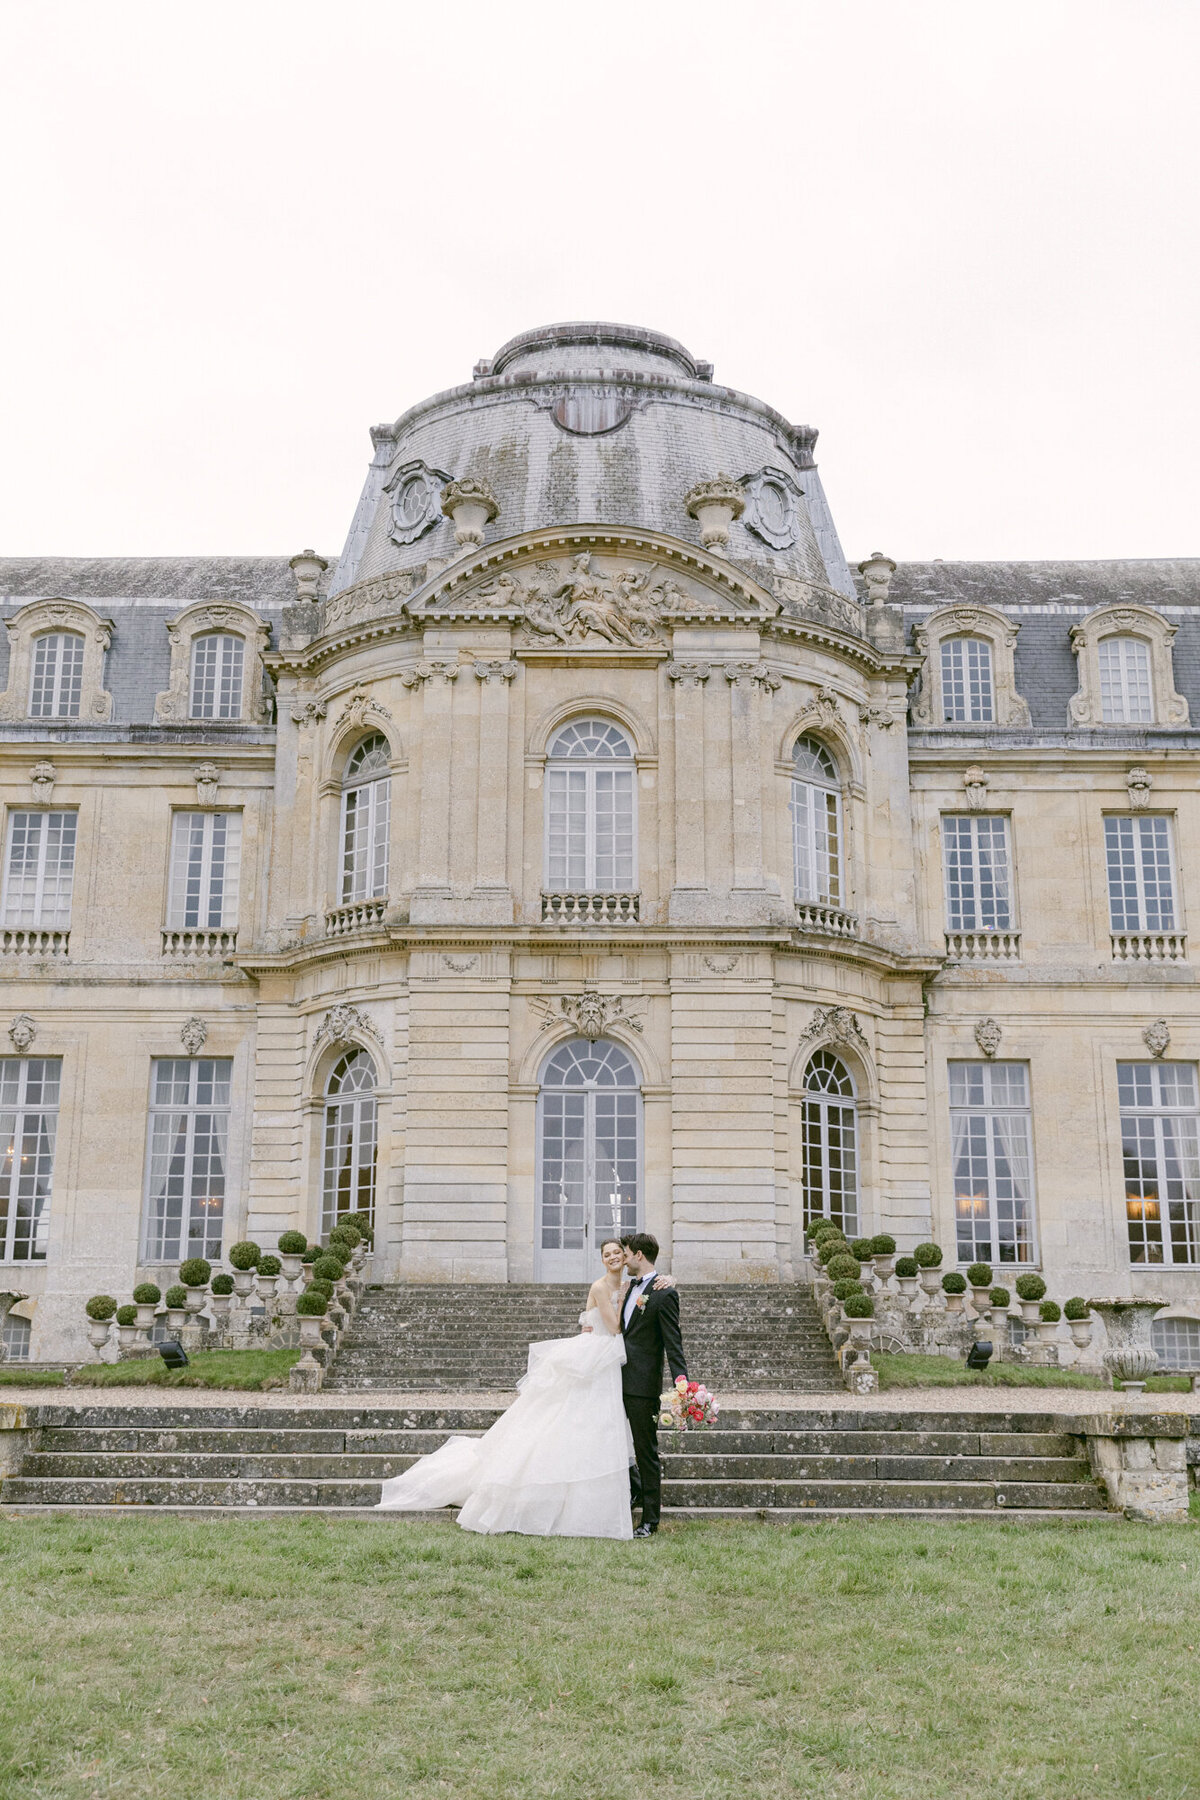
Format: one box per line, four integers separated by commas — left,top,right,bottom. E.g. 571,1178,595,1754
1098,636,1153,724
29,633,86,719
940,637,994,723
190,633,245,721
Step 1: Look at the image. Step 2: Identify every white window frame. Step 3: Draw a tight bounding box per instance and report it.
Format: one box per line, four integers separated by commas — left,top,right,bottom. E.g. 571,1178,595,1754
1098,636,1154,724
535,1037,643,1281
189,633,245,721
29,632,86,720
142,1058,233,1263
800,1050,859,1235
790,737,842,906
942,814,1013,931
949,1060,1037,1266
0,1058,61,1263
940,636,994,723
543,720,637,893
1104,815,1177,932
322,1049,378,1233
1,811,77,928
1117,1062,1200,1267
167,812,242,929
340,736,391,903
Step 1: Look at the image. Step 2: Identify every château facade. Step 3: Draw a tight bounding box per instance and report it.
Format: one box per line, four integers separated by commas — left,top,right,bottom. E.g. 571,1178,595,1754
2,321,1199,1361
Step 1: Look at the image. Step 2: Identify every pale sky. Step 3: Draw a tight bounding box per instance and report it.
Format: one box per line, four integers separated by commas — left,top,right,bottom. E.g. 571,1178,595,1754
1,0,1197,566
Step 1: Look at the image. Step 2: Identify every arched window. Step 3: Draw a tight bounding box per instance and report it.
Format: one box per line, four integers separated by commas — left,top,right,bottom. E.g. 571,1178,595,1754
537,1037,640,1280
341,735,391,902
791,736,842,906
940,637,994,723
544,719,636,893
1,1312,31,1361
322,1048,377,1232
29,632,86,719
190,633,245,720
801,1049,859,1235
1098,636,1153,724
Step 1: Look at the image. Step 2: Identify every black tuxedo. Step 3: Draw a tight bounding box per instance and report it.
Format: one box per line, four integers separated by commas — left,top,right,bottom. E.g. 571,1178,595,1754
621,1276,687,1531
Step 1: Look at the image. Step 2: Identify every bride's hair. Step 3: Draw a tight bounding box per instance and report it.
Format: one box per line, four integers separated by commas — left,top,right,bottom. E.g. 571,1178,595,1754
598,1237,623,1255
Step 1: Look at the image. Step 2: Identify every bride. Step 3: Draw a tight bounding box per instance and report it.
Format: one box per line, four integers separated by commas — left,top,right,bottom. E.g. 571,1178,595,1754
376,1238,670,1538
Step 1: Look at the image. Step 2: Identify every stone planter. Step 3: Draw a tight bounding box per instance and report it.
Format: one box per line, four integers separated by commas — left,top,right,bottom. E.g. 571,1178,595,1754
232,1270,256,1299
991,1307,1012,1336
1090,1297,1168,1390
165,1307,187,1332
969,1286,992,1316
1035,1319,1059,1345
872,1255,895,1283
918,1267,943,1297
135,1303,157,1330
117,1324,138,1349
1019,1299,1041,1325
896,1276,919,1301
299,1315,325,1349
184,1288,207,1314
944,1292,965,1314
279,1253,304,1285
1068,1319,1094,1350
256,1274,278,1303
300,1264,315,1287
209,1293,232,1323
86,1319,111,1352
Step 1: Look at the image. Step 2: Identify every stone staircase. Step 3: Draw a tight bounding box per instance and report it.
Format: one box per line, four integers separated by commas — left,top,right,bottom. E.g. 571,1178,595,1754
325,1282,842,1392
1,1402,1111,1519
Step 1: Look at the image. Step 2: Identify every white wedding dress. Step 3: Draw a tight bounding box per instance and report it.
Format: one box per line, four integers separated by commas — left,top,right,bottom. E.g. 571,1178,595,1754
376,1302,635,1538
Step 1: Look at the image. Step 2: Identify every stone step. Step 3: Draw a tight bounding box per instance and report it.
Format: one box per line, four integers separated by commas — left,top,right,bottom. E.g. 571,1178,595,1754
1,1503,1117,1525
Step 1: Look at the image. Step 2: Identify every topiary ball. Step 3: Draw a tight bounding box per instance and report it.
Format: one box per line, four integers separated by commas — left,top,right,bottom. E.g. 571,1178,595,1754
842,1292,874,1319
894,1257,918,1278
301,1246,320,1264
278,1231,307,1255
308,1278,335,1300
178,1258,212,1288
115,1304,138,1327
1015,1273,1047,1302
296,1289,328,1317
344,1211,374,1244
966,1262,993,1288
1063,1296,1090,1321
850,1238,875,1263
257,1255,282,1278
165,1285,188,1309
913,1242,943,1268
818,1238,848,1266
210,1273,235,1296
826,1254,862,1283
228,1241,262,1271
323,1241,353,1267
312,1255,345,1284
85,1294,118,1321
870,1234,897,1256
942,1271,967,1295
990,1287,1011,1309
832,1278,864,1301
1039,1300,1061,1322
330,1223,361,1246
132,1283,161,1305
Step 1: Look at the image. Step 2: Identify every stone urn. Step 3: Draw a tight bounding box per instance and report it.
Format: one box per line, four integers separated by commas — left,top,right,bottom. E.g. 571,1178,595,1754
116,1322,138,1349
86,1319,111,1352
299,1263,315,1287
683,475,745,551
135,1303,157,1331
1035,1319,1059,1346
279,1253,304,1286
991,1305,1012,1338
895,1275,919,1302
845,1315,873,1356
969,1285,992,1316
1068,1316,1094,1350
918,1266,943,1298
944,1292,965,1315
184,1287,207,1314
209,1292,232,1324
872,1254,896,1283
1090,1298,1168,1390
256,1272,279,1303
165,1306,187,1332
299,1315,325,1349
232,1270,256,1299
1018,1298,1041,1326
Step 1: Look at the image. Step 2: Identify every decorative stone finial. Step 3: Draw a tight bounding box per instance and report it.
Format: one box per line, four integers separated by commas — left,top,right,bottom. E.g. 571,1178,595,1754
975,1018,1002,1059
1143,1019,1171,1058
181,1017,208,1056
289,549,328,601
194,763,220,807
858,552,897,605
30,761,56,801
684,476,745,551
440,478,499,548
962,766,989,811
1126,767,1152,810
8,1014,36,1053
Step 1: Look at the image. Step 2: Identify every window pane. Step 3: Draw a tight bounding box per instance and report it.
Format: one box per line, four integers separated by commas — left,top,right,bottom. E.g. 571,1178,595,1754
1099,637,1153,724
943,815,1011,931
948,1060,1034,1264
143,1057,232,1261
1,812,77,929
0,1057,61,1262
800,1053,858,1234
1105,816,1175,932
30,633,85,719
1118,1061,1200,1265
941,638,994,723
190,634,245,720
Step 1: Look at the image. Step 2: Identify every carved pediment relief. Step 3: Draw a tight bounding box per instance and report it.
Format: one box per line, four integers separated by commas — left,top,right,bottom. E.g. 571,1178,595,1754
321,570,417,637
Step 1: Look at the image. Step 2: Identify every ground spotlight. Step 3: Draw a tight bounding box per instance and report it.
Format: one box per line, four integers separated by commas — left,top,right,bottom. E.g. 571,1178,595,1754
158,1341,189,1371
965,1340,993,1371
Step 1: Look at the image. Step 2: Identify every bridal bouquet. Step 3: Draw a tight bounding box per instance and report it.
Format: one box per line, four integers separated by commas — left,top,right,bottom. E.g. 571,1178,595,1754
659,1375,720,1431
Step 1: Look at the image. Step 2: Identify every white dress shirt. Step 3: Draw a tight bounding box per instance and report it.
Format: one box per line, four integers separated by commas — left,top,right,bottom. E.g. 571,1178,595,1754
623,1269,657,1327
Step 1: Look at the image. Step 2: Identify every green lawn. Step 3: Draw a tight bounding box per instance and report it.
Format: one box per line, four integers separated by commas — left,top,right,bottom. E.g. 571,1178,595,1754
0,1369,64,1387
872,1351,1192,1393
0,1516,1197,1799
67,1348,300,1391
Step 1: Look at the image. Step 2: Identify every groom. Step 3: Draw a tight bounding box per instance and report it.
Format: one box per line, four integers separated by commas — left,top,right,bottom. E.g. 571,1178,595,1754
620,1232,687,1537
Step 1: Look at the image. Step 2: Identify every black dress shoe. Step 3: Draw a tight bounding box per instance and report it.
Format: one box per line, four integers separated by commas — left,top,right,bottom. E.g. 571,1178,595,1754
633,1523,657,1537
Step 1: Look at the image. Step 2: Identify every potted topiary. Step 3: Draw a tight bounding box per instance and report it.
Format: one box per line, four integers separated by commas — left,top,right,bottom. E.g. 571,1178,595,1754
178,1258,212,1312
115,1303,139,1349
84,1293,117,1350
295,1286,328,1347
164,1285,188,1331
277,1231,307,1283
1036,1299,1061,1345
966,1262,993,1314
345,1209,374,1247
842,1288,875,1349
132,1282,161,1331
914,1242,943,1296
941,1270,968,1314
990,1286,1011,1332
1015,1272,1046,1324
871,1234,897,1281
818,1237,848,1267
256,1253,282,1302
831,1277,864,1302
893,1255,919,1302
299,1245,320,1285
228,1241,261,1298
209,1272,235,1320
1064,1296,1093,1348
826,1254,862,1284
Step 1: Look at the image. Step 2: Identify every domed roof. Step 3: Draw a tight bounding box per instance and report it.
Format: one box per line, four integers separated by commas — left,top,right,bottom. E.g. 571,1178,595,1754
329,323,855,602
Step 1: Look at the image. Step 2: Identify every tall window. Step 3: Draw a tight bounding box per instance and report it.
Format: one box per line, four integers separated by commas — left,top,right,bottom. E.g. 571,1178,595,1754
167,813,241,928
1105,816,1175,931
0,1058,60,1262
1098,636,1153,724
943,815,1011,930
949,1061,1035,1264
29,632,85,719
322,1049,377,1232
341,735,390,902
1118,1062,1200,1266
1,812,77,928
143,1059,232,1262
190,633,245,720
538,1038,640,1277
800,1050,859,1235
941,637,994,723
544,720,635,892
791,736,842,905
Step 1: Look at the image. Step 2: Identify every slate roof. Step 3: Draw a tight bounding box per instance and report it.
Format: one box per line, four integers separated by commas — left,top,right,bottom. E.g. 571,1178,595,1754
0,556,316,608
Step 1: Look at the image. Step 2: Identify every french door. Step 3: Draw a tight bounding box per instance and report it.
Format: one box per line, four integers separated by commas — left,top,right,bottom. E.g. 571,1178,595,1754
536,1038,641,1282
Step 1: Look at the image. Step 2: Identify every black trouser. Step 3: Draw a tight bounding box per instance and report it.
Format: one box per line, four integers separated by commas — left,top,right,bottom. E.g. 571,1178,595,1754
623,1392,662,1529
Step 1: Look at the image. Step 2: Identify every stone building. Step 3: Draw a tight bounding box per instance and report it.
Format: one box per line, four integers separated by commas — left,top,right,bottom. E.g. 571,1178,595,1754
2,320,1199,1361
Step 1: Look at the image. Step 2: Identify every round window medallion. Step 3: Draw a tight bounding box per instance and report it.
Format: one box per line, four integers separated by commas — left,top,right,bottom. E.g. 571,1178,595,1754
743,467,802,550
385,460,444,545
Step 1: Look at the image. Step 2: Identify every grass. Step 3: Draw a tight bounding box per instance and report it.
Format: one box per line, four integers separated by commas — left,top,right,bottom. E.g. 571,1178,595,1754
871,1351,1192,1393
0,1516,1197,1799
0,1369,64,1387
67,1348,300,1391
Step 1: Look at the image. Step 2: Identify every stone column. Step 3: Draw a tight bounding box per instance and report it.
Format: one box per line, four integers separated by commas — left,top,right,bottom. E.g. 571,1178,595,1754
666,661,709,902
473,659,518,896
725,661,780,894
409,652,460,915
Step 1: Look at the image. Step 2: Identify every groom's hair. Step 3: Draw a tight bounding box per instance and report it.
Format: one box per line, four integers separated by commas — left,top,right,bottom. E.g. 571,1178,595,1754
625,1231,659,1262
